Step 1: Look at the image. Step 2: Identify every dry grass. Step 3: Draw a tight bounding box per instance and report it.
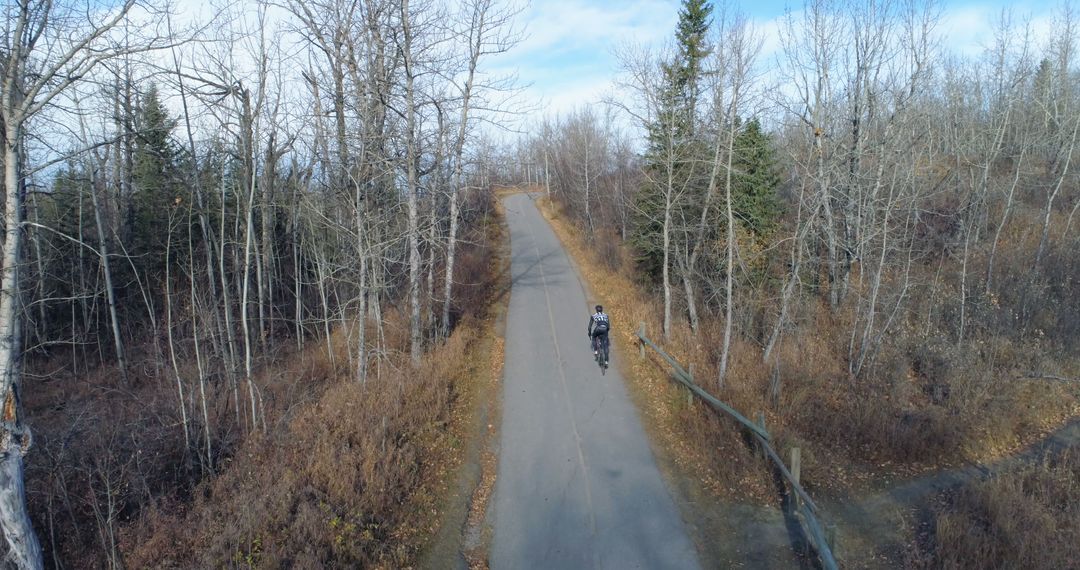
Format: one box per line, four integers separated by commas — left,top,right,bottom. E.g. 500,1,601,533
120,323,488,569
908,451,1080,569
118,194,506,568
538,189,1080,570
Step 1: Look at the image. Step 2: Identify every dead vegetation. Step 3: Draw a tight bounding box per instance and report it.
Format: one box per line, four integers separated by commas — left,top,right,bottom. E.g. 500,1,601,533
908,451,1080,569
120,323,484,568
26,192,507,568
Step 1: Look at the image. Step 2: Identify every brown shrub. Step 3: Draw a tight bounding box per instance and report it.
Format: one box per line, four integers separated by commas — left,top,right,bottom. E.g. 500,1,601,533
25,352,201,568
120,318,486,569
529,192,1080,570
114,189,506,568
911,451,1080,569
594,227,627,272
27,186,506,568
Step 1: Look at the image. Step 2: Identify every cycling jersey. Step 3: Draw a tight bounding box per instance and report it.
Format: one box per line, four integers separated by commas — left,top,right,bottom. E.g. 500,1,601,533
588,312,610,336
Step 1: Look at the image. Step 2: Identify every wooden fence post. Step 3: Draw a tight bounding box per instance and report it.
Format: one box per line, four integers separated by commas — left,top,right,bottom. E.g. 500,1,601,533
790,447,802,510
638,322,646,359
758,412,767,459
687,363,695,407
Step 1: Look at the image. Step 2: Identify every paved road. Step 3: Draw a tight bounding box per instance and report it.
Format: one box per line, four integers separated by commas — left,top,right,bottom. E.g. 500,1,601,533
491,194,700,570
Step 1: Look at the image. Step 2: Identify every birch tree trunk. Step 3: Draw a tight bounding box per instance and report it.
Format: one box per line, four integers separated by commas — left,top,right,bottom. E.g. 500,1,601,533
715,14,756,384
355,183,370,384
986,144,1025,293
89,165,129,385
164,210,191,456
717,112,738,386
239,88,260,431
0,0,151,558
441,0,520,337
1034,117,1079,270
72,94,130,384
187,223,213,472
0,128,43,570
662,174,673,341
402,0,423,366
171,32,231,379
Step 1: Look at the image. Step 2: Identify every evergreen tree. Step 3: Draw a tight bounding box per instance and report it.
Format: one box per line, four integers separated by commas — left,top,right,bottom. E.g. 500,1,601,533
130,84,180,281
39,167,97,339
673,0,713,122
632,0,714,280
732,118,782,239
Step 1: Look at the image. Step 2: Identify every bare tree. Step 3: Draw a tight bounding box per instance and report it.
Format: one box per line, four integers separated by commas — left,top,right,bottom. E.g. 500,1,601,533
711,12,760,386
1,0,176,564
441,0,521,337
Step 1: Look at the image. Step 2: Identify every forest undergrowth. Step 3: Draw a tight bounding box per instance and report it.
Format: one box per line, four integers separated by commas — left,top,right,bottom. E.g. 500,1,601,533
907,450,1080,569
25,193,508,569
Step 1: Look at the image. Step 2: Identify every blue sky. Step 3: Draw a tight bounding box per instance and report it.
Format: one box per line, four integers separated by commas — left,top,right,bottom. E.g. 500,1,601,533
491,0,1070,124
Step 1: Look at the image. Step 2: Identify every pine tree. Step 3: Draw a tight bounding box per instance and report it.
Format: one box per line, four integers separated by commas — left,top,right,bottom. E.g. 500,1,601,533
40,167,97,340
673,0,712,122
632,0,714,280
732,118,782,240
130,84,180,281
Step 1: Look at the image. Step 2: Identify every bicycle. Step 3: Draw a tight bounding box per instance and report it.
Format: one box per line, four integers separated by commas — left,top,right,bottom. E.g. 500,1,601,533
592,333,609,374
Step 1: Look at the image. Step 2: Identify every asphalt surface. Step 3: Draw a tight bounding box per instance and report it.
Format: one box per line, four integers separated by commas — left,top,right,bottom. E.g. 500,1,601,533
490,193,701,570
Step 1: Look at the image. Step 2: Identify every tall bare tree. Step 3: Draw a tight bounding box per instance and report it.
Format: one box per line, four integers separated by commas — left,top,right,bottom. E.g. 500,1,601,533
1,0,175,564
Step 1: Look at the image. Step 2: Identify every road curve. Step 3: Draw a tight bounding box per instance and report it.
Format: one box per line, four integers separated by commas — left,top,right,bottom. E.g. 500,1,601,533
491,193,700,570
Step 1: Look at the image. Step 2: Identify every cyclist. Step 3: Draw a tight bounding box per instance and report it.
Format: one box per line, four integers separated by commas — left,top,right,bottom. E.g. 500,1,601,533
588,305,610,358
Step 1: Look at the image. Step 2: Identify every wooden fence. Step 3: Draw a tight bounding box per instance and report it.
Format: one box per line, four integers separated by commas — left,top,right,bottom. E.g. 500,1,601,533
636,323,840,570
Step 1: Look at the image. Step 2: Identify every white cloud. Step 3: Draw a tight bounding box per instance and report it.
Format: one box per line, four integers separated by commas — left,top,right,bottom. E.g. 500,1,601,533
491,0,678,119
497,0,1072,136
521,0,674,52
939,5,996,57
537,76,614,115
753,14,786,62
936,3,1061,58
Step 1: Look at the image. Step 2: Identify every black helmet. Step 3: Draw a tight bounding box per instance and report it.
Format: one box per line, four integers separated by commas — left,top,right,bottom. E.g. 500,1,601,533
595,305,603,313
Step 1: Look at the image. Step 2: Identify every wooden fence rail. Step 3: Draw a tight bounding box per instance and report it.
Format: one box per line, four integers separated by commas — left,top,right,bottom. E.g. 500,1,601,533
636,322,840,570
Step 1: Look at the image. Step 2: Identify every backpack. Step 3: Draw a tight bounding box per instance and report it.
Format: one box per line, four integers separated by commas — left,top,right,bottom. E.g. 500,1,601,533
592,313,609,333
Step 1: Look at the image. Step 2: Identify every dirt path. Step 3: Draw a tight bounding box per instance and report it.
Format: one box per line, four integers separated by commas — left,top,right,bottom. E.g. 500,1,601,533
828,419,1080,566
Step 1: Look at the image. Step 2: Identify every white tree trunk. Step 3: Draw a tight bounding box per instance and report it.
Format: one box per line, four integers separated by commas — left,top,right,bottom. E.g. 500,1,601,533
441,189,460,337
662,199,673,341
241,193,258,430
1034,117,1079,269
441,0,489,338
986,145,1025,293
0,131,44,570
355,185,370,385
0,1,148,561
718,113,738,387
88,165,129,385
164,213,191,455
188,233,213,472
402,0,423,366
